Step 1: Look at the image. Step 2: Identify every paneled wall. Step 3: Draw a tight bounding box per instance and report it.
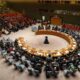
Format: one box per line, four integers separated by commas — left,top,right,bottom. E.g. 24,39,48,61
3,0,80,4
6,2,80,25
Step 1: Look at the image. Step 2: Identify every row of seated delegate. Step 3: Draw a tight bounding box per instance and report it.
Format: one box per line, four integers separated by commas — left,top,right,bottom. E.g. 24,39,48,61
62,24,80,31
0,13,34,36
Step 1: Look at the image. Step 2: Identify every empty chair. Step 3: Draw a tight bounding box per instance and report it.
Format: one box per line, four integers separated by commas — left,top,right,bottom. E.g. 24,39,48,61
28,67,34,75
28,65,41,77
68,63,76,76
1,50,7,58
63,69,70,78
52,67,59,78
44,64,52,78
7,58,14,65
46,70,52,78
5,52,15,65
34,69,40,77
14,61,21,70
18,63,26,72
24,60,29,68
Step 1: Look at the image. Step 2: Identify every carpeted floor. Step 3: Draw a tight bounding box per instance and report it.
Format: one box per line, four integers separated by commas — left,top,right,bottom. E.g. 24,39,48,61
26,35,68,50
0,26,80,80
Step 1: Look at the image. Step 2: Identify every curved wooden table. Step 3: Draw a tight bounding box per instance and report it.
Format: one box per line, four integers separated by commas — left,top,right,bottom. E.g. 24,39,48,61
17,30,77,57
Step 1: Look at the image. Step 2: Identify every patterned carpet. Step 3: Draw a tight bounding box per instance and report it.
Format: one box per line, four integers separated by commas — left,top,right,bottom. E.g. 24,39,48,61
26,35,68,51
